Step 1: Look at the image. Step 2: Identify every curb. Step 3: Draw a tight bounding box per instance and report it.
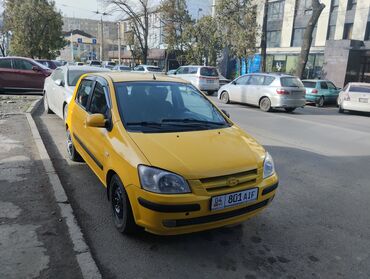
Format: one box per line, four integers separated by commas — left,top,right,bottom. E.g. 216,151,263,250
26,98,102,279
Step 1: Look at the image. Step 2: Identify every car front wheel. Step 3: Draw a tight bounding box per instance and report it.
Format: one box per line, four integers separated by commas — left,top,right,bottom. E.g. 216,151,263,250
220,91,230,104
66,128,83,162
109,175,138,234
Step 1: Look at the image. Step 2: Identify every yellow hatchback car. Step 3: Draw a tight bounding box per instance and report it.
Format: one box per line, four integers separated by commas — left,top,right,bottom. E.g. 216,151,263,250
66,72,279,235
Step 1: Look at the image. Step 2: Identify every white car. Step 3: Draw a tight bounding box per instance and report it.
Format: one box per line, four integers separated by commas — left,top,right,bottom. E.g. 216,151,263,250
338,82,370,113
43,66,109,120
133,64,163,73
169,65,220,95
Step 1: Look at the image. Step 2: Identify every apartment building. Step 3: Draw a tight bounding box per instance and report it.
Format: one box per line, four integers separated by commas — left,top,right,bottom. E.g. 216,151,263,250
253,0,370,86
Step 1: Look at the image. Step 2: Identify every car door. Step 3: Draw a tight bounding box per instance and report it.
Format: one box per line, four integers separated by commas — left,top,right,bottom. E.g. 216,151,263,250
47,68,64,115
70,78,96,168
319,81,330,99
83,78,113,181
229,75,250,102
0,58,16,89
326,81,339,102
53,68,67,118
13,58,45,90
246,75,265,105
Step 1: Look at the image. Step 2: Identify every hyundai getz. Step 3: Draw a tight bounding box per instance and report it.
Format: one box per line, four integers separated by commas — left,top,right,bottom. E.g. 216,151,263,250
65,72,279,235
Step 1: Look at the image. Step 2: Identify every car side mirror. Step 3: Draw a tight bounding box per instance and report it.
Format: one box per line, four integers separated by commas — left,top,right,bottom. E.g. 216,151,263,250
55,79,64,87
221,109,230,118
232,81,236,85
32,66,41,72
86,114,106,128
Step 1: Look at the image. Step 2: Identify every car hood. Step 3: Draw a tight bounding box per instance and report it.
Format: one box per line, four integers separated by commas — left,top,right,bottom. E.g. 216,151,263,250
129,126,266,179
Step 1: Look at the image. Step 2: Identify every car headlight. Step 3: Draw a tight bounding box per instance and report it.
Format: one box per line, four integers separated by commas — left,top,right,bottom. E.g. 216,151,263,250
263,152,275,179
138,165,191,194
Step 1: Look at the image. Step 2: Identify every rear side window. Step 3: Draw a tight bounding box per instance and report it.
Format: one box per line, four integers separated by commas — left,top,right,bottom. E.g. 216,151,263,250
200,67,218,77
320,82,328,89
76,79,95,109
302,81,316,88
280,77,303,87
263,76,275,85
349,86,370,93
0,59,12,69
147,67,161,72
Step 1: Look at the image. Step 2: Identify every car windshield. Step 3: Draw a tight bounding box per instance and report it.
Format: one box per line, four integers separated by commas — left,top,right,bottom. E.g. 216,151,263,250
281,77,304,87
349,86,370,93
147,67,162,72
114,82,230,133
200,67,218,77
90,61,101,66
302,81,316,88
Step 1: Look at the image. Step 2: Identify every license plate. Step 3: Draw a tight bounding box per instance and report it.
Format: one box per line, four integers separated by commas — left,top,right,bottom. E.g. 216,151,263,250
206,80,214,84
211,188,258,211
359,98,368,103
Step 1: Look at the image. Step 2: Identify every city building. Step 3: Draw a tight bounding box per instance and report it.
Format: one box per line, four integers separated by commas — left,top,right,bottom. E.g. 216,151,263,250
252,0,370,86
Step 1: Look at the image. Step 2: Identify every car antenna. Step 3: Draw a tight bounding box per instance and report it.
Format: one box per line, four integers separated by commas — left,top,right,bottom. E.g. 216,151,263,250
153,74,156,80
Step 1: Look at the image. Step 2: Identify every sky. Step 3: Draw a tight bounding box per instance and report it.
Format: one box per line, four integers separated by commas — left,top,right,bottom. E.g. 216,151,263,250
54,0,213,21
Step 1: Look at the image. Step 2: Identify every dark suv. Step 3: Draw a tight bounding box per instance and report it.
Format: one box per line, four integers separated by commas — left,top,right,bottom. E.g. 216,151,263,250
0,57,52,92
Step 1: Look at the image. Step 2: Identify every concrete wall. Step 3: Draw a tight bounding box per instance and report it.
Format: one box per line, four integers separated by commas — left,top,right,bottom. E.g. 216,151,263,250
352,1,370,40
315,0,331,47
280,0,296,47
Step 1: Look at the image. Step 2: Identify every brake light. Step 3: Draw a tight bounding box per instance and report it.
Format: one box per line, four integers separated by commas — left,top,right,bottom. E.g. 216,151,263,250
276,89,289,95
343,94,351,101
311,89,318,94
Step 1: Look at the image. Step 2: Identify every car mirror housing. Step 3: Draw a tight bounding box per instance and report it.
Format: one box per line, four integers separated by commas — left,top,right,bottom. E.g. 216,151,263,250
86,114,106,128
55,79,64,87
32,66,41,72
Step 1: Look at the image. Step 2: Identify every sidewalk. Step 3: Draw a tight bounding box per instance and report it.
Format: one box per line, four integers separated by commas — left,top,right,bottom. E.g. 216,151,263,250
0,113,83,279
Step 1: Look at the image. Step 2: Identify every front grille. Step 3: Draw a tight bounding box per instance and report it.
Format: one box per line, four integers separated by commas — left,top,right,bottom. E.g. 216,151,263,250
163,199,269,228
200,169,258,193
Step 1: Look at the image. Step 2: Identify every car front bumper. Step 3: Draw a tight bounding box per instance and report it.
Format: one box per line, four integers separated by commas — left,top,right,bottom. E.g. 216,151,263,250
125,174,278,235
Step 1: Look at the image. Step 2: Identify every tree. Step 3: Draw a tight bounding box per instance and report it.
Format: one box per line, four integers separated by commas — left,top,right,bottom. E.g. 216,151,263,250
105,0,155,64
215,0,258,69
159,0,192,67
185,16,222,66
296,0,325,78
4,0,65,59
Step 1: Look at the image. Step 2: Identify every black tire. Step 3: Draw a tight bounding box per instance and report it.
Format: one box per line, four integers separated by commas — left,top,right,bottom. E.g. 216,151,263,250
63,104,68,122
66,128,83,162
109,175,138,234
338,105,344,113
316,96,325,107
259,97,272,112
220,91,230,104
284,108,296,113
206,91,215,96
44,93,53,114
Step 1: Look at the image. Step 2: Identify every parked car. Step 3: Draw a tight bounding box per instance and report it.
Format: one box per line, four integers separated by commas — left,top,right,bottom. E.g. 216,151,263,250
103,61,116,69
113,65,131,72
0,56,52,92
218,73,306,112
169,65,220,95
338,82,370,113
302,79,341,107
88,60,102,67
133,64,163,73
43,66,109,120
75,62,85,66
65,72,279,235
36,59,64,70
166,69,177,75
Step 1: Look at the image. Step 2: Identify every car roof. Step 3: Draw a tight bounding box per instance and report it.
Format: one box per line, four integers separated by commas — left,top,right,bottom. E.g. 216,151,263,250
60,65,109,71
90,72,190,83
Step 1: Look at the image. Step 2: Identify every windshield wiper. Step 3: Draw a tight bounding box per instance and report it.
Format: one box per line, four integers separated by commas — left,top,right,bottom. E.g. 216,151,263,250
162,118,226,126
126,121,163,128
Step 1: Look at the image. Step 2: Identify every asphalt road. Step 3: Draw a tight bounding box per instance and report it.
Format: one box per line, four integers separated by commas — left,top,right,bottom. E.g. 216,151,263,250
34,97,370,279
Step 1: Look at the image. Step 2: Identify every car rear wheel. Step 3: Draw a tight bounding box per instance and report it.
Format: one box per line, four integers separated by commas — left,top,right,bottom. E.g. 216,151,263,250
220,91,230,104
259,97,272,112
284,108,296,113
206,91,215,96
316,96,325,107
109,175,138,234
66,128,83,162
44,94,53,114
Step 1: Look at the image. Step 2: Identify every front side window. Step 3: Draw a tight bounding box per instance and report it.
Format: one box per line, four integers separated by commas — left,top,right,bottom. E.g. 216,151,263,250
176,67,189,74
327,82,336,90
52,69,64,81
76,79,95,109
114,82,230,133
235,75,250,85
13,59,33,71
89,82,109,116
320,82,328,89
